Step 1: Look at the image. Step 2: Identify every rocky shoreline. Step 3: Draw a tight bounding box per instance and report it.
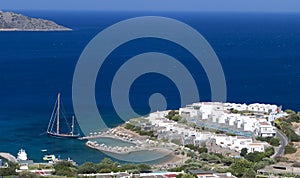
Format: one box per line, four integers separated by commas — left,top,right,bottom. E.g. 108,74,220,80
0,10,71,31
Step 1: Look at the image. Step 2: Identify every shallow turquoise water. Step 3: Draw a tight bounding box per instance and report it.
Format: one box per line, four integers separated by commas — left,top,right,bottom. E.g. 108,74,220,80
91,137,136,147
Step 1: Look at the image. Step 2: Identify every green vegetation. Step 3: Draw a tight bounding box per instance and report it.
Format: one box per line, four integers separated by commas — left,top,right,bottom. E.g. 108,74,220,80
285,109,296,115
77,158,151,174
244,147,274,162
53,160,77,177
275,117,300,142
256,136,280,146
168,148,277,178
226,133,238,136
124,123,156,138
228,159,253,178
274,156,289,162
185,144,208,154
284,144,297,154
0,161,19,176
283,109,300,123
240,148,248,157
176,173,197,178
0,158,154,177
228,108,255,115
165,110,182,122
19,171,38,178
168,152,232,172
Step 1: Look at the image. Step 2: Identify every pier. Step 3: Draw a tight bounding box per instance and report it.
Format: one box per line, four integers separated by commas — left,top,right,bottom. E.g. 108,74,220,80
0,152,17,163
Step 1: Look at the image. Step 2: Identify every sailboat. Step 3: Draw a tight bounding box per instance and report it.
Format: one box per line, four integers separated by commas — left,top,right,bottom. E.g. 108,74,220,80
47,93,80,138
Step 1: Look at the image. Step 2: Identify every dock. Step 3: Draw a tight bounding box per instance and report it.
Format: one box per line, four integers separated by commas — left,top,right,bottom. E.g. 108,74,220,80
0,152,17,163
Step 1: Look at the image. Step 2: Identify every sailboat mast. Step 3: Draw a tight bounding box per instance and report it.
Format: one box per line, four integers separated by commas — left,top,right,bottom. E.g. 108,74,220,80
71,115,75,136
57,93,60,134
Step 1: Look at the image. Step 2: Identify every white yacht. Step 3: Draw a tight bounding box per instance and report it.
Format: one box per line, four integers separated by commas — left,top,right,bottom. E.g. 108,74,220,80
17,149,28,161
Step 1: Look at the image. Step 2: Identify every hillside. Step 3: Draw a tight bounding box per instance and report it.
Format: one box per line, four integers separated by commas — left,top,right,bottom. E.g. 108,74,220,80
0,10,71,31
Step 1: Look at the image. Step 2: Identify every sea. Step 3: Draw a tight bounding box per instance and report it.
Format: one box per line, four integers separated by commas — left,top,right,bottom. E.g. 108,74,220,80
0,10,300,164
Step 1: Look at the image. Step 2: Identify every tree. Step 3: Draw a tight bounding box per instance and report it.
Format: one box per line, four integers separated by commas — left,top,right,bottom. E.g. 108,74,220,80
166,110,181,121
253,161,269,171
229,159,253,177
285,109,296,115
55,167,77,177
264,147,275,157
288,113,300,123
125,123,135,130
137,164,151,172
54,160,77,177
166,110,176,119
187,151,195,158
97,158,120,172
176,173,196,178
269,138,280,146
172,115,181,122
242,169,256,178
198,147,208,154
19,171,38,178
78,162,97,174
245,151,265,162
284,144,297,154
240,148,248,157
0,161,18,176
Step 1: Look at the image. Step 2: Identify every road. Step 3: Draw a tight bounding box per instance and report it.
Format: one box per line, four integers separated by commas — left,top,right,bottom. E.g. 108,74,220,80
274,129,289,157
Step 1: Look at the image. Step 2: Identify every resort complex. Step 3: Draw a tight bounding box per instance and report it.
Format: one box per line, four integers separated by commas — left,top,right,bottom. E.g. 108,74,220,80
1,101,300,178
86,102,287,156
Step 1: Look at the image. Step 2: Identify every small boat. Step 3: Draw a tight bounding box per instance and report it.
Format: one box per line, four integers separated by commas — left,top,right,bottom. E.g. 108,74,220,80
41,149,47,152
17,149,28,161
46,93,80,138
43,154,56,161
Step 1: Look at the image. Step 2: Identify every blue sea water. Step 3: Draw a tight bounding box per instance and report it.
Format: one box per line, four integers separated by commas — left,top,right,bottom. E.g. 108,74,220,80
0,11,300,164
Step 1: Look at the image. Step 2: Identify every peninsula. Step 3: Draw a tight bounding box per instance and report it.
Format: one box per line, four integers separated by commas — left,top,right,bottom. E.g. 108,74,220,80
0,10,71,31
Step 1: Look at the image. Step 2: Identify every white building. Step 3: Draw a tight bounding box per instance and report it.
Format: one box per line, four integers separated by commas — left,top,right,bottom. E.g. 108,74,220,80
248,142,268,153
213,134,268,153
256,121,276,137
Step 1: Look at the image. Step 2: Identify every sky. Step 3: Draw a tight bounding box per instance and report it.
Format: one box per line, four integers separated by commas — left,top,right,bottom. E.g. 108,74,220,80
1,0,300,12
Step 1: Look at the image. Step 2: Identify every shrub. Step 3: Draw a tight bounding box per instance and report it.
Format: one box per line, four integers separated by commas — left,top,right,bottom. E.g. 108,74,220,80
269,138,280,146
262,157,276,164
253,161,269,171
19,171,38,178
0,161,18,176
256,137,280,146
274,156,289,162
229,159,253,177
264,147,275,157
53,160,77,177
78,162,97,174
125,123,135,130
284,144,297,154
240,148,248,157
242,169,256,178
245,151,265,162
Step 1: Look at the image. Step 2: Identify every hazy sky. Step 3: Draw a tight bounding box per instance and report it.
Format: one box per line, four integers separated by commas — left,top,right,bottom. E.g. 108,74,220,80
1,0,300,12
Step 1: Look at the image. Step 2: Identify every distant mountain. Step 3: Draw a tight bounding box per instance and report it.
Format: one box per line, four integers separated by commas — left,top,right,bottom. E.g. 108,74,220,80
0,10,71,31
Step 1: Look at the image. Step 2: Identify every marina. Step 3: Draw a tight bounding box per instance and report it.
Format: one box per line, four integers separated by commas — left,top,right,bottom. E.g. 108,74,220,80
83,126,176,155
0,152,17,163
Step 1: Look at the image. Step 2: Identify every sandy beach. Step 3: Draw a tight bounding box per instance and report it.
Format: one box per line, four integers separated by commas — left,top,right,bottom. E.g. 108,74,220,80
152,152,189,168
